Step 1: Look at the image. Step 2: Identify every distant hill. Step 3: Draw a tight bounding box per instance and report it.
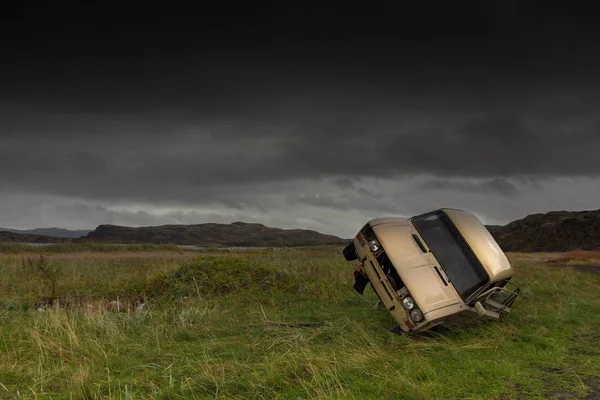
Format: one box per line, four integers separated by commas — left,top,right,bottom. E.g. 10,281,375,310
0,227,90,238
486,210,600,252
82,221,347,247
484,225,504,236
4,210,600,251
0,231,66,243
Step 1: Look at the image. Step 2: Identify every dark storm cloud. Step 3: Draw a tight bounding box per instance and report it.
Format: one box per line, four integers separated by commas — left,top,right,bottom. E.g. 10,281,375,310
2,3,600,232
2,92,600,205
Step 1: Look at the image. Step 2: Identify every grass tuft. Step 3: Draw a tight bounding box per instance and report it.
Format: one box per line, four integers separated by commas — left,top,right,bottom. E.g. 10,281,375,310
136,257,303,300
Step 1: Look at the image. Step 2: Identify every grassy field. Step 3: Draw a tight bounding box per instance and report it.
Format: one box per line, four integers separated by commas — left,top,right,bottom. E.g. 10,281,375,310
0,246,599,399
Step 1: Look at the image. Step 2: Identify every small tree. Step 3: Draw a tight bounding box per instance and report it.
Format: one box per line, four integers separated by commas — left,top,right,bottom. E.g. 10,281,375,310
23,255,60,301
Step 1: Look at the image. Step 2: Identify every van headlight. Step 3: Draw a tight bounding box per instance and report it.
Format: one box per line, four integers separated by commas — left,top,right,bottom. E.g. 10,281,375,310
369,239,381,252
410,309,424,322
402,296,415,310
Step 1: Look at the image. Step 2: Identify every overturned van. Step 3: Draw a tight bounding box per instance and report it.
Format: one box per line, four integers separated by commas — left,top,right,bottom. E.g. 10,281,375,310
343,208,519,333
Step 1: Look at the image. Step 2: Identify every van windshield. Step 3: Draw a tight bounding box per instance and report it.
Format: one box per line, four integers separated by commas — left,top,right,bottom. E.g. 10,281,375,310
412,211,489,300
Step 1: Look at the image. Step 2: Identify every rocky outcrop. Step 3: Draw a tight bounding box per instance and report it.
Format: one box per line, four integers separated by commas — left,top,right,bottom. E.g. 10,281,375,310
82,221,347,247
487,210,600,252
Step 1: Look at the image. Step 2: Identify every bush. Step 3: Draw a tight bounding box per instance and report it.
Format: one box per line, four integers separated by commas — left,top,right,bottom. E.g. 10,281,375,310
22,255,61,300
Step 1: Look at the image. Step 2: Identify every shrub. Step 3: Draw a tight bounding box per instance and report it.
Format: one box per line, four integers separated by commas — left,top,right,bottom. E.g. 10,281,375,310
22,255,61,301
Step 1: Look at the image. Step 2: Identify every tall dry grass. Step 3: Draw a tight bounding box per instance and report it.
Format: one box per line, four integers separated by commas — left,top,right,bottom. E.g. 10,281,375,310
548,250,600,264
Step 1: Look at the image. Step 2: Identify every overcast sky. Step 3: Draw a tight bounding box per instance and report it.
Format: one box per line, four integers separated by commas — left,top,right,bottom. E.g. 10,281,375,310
1,3,600,237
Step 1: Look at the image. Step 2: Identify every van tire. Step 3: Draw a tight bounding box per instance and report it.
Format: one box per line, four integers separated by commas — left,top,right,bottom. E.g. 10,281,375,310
343,242,358,261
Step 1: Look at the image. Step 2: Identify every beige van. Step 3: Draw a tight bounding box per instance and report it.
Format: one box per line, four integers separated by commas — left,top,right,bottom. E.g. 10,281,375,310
343,208,519,333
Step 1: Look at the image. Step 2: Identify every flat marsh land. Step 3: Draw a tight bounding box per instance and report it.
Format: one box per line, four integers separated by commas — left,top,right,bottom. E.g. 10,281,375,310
0,245,599,399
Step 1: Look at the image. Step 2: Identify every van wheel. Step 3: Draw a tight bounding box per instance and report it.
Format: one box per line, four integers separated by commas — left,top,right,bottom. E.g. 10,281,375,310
343,242,358,261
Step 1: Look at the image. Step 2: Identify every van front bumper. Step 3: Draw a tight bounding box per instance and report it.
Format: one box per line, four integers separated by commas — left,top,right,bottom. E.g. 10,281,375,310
354,239,417,332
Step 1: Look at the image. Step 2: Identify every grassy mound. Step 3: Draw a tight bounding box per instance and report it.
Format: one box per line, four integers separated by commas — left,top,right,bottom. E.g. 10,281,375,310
138,256,302,300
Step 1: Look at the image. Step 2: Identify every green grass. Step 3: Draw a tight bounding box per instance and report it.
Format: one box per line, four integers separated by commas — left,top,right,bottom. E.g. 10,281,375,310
0,247,599,399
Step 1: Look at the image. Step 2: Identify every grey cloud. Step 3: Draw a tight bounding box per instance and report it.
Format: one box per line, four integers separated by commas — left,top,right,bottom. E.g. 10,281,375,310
287,194,349,211
461,113,533,141
1,104,599,209
358,188,373,197
53,204,241,227
421,178,519,198
2,95,600,205
358,187,383,199
64,151,110,174
285,185,401,216
333,178,356,190
7,197,369,237
3,173,600,238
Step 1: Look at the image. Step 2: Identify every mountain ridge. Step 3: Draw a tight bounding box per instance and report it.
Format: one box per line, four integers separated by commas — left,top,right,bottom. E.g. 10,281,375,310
0,231,67,243
0,227,91,238
82,221,346,246
3,209,600,251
